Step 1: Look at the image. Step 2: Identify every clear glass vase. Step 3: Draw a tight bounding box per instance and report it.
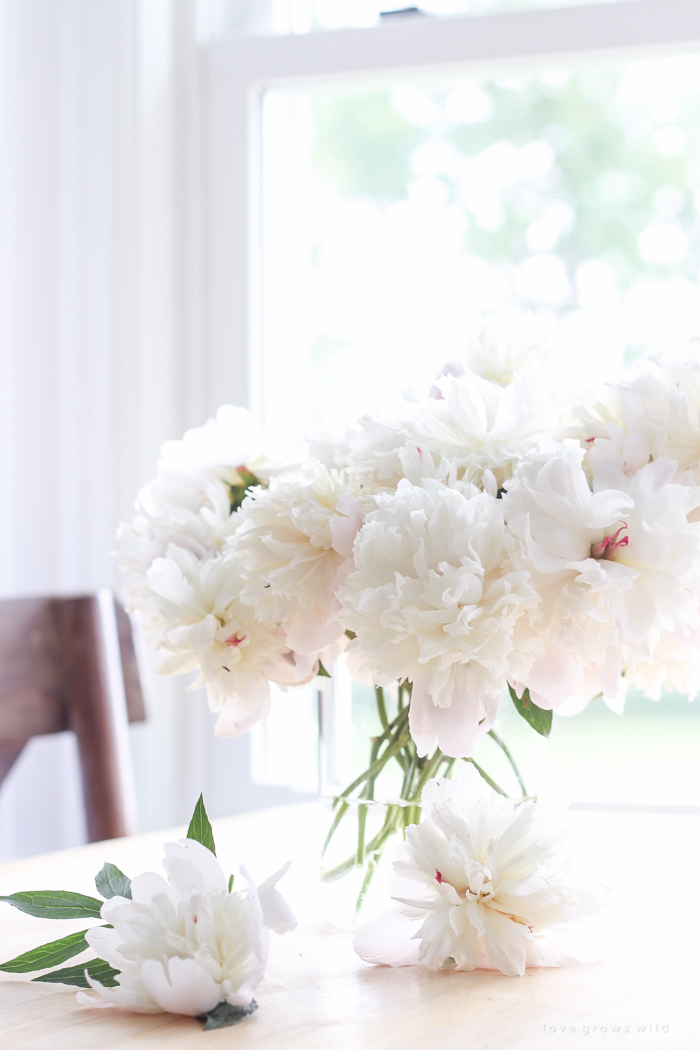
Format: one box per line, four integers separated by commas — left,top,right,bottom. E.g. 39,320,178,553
317,658,549,931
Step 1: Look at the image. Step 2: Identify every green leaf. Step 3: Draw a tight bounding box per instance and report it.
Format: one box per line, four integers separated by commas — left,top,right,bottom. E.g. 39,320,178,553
186,794,216,856
228,874,234,893
95,863,131,900
316,660,331,678
33,957,120,988
508,684,552,738
0,929,95,973
227,468,263,513
197,1001,258,1030
235,467,261,490
0,890,103,920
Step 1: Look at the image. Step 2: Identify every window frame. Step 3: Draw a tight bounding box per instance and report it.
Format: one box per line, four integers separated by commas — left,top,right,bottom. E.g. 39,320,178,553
204,0,700,810
205,0,700,418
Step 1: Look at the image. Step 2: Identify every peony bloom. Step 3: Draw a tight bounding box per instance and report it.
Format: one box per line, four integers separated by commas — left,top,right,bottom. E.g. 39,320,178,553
503,440,700,711
354,767,578,977
578,342,700,484
157,405,280,480
119,471,239,583
119,406,285,582
78,838,296,1015
227,464,363,655
139,544,316,736
347,367,561,494
338,478,540,757
461,311,553,388
624,625,700,702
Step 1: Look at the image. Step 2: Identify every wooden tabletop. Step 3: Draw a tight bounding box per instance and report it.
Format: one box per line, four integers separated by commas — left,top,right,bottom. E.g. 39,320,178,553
0,802,698,1050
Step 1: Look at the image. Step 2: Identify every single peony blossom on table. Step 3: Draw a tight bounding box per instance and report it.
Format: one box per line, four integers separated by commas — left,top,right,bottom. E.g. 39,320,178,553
354,766,586,977
78,838,296,1016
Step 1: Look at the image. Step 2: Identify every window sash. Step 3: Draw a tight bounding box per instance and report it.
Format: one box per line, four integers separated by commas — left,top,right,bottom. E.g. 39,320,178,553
205,0,700,418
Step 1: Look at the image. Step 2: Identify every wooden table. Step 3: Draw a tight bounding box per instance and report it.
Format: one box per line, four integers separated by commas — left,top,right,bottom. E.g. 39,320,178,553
0,803,698,1049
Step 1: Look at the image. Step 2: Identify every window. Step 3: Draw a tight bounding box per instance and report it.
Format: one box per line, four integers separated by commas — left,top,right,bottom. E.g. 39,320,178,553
262,56,700,435
208,0,700,805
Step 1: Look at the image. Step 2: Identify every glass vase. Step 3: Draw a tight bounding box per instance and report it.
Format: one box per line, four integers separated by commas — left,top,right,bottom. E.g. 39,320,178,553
317,658,549,931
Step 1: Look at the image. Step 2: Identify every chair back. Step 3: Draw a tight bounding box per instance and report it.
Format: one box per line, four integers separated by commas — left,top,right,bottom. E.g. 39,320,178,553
0,589,145,841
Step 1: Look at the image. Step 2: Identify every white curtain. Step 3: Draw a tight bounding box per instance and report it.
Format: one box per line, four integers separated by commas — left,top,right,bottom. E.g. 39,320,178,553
0,0,305,861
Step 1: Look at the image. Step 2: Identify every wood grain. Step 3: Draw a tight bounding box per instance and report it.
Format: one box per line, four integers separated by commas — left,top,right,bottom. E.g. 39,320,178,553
0,804,698,1050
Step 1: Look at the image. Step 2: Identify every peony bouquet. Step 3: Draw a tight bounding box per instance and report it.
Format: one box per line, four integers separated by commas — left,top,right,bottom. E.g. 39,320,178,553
119,318,700,911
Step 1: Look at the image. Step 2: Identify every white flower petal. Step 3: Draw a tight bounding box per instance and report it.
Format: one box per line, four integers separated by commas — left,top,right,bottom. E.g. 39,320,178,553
256,861,298,934
162,839,227,896
140,957,221,1016
83,971,161,1014
128,871,176,907
354,909,422,966
83,927,125,971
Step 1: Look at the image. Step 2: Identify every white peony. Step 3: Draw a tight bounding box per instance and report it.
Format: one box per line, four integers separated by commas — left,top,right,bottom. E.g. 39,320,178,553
648,346,700,479
338,478,540,757
78,838,296,1015
503,440,700,711
157,404,296,482
624,625,700,702
462,311,553,388
139,545,316,736
347,367,561,494
354,767,579,976
579,342,700,483
228,464,363,655
119,470,239,582
119,406,298,585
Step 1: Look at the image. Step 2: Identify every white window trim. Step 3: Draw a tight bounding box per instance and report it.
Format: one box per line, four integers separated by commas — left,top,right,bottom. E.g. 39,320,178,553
205,0,700,419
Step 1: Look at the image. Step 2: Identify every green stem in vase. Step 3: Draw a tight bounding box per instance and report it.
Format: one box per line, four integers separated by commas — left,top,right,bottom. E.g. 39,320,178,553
353,855,377,919
374,686,389,731
468,757,508,797
335,708,409,802
322,800,350,855
352,799,408,916
409,747,445,802
322,802,404,882
322,702,409,865
356,804,368,867
487,728,528,797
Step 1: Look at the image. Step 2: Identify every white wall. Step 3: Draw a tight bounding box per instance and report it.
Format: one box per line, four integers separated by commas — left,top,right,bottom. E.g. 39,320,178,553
0,0,307,861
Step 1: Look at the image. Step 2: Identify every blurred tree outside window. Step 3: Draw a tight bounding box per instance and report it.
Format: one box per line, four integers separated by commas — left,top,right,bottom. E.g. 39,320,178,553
263,57,700,435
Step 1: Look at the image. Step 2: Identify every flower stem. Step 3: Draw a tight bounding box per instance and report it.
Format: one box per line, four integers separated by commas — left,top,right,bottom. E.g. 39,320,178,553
374,686,389,731
322,799,349,855
356,804,367,867
336,709,409,801
487,729,528,797
468,758,508,797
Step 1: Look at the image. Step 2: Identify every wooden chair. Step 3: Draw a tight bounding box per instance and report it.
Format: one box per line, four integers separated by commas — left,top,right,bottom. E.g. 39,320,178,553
0,589,146,842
